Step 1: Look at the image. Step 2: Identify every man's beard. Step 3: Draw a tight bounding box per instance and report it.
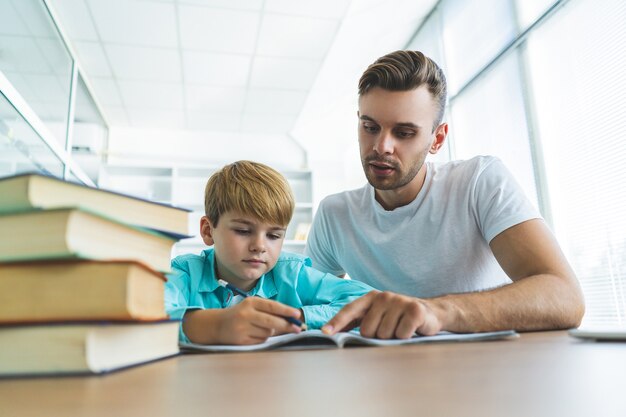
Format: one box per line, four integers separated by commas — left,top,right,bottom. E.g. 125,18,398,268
361,154,424,191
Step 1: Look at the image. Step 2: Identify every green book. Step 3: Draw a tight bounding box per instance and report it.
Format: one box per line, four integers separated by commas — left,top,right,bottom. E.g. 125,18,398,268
0,208,177,272
0,172,190,238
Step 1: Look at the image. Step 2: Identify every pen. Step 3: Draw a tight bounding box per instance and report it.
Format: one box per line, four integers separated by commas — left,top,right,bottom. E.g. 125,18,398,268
217,279,308,331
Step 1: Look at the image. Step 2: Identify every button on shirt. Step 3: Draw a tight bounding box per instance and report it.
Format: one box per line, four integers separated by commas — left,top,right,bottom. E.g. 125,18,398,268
165,248,374,343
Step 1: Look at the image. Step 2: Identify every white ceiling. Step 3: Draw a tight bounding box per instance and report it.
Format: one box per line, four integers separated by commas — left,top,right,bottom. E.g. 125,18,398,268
47,0,351,133
1,0,437,136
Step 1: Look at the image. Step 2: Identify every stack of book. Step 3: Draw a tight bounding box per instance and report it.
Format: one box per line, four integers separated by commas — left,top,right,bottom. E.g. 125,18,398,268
0,173,190,376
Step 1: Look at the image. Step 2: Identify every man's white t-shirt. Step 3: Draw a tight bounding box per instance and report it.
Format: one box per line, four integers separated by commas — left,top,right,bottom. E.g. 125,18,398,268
304,156,541,298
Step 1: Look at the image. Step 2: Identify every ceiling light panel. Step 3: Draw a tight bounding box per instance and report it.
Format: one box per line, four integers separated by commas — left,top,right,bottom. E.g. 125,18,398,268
240,112,298,134
186,110,242,131
105,44,181,82
185,85,247,112
250,56,320,90
101,106,129,125
48,0,100,41
182,51,251,86
178,0,263,11
257,14,339,59
128,107,185,129
245,89,308,115
89,78,122,105
117,80,184,109
88,0,178,47
72,41,113,77
265,0,351,19
178,5,261,54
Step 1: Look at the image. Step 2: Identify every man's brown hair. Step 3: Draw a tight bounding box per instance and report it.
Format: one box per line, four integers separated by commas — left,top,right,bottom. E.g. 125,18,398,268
358,50,447,130
204,160,294,227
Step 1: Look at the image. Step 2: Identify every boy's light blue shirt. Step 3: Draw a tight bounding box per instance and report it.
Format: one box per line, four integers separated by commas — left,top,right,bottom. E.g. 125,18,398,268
165,248,374,343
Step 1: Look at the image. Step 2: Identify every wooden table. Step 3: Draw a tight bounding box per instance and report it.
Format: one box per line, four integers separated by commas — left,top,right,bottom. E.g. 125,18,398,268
1,331,625,417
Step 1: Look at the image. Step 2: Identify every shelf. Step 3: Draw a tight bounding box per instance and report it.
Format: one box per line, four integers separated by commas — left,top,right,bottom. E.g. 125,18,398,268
99,162,313,257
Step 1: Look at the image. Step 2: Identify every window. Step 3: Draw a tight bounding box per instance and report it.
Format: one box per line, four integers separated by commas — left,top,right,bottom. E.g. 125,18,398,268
449,52,538,206
407,0,626,327
525,0,626,327
441,0,517,96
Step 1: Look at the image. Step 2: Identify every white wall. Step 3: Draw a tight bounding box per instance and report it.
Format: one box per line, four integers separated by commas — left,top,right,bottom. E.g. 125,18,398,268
106,126,307,171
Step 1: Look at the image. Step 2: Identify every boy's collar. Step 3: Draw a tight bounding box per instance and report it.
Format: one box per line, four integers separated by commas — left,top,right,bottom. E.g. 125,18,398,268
199,248,278,298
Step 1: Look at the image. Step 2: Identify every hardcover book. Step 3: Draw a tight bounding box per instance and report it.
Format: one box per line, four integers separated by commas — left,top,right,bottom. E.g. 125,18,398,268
0,260,168,322
0,173,190,238
0,321,180,376
0,208,176,272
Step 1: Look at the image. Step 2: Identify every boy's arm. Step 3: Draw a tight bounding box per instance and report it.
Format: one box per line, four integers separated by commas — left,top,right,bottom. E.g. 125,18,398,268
183,298,303,345
164,264,205,343
296,264,375,330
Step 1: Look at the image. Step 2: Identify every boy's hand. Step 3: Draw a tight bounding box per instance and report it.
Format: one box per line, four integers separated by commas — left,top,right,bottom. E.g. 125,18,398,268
216,297,303,345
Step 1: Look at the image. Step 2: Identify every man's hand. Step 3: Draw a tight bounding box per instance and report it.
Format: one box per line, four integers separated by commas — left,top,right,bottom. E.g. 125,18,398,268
184,298,303,345
322,291,443,339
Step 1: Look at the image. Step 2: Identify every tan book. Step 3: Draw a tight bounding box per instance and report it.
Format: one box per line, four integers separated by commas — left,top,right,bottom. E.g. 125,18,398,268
0,208,176,272
0,173,190,238
0,321,179,376
0,260,168,323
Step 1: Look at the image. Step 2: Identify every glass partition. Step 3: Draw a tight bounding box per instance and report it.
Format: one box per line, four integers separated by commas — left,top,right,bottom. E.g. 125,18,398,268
0,90,64,177
71,72,108,182
0,0,73,147
0,0,107,185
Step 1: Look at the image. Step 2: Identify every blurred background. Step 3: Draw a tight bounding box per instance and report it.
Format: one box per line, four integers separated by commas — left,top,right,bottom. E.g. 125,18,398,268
1,0,624,328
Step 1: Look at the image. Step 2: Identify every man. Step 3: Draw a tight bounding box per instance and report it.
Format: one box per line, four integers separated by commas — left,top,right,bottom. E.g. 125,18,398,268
305,50,584,339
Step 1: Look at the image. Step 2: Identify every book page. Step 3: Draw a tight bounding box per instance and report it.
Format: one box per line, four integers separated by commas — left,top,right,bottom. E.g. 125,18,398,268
179,330,518,352
179,330,339,353
337,330,519,347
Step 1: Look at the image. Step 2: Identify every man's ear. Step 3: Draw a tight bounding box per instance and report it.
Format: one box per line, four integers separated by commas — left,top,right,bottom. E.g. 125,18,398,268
429,122,448,154
199,216,214,246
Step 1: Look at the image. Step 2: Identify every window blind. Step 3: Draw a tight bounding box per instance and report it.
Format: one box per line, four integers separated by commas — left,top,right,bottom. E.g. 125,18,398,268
525,0,626,327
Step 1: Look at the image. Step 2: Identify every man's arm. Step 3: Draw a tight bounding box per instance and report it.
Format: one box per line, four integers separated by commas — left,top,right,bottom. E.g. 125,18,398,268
323,219,585,338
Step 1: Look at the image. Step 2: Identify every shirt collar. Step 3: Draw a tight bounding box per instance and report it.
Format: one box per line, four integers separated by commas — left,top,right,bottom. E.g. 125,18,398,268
198,248,278,299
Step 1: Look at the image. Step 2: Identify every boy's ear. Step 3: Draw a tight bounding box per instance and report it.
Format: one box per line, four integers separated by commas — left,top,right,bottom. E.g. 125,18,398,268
199,216,214,246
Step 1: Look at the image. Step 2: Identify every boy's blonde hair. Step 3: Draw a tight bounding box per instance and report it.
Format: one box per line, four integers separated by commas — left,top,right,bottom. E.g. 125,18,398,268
204,160,295,227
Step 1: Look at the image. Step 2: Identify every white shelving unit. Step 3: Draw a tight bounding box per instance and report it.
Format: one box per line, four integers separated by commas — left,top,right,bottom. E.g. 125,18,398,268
99,164,313,257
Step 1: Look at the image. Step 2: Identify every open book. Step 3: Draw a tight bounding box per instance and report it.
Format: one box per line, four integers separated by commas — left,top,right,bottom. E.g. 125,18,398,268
180,329,518,353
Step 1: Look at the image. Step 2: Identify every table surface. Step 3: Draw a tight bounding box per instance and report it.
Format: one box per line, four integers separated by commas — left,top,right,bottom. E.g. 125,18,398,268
1,330,625,417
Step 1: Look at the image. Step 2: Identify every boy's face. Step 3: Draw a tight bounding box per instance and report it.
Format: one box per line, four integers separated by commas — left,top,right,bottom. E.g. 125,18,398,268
200,211,286,292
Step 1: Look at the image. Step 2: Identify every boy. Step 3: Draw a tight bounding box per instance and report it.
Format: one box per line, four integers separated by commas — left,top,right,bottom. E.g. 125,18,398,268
165,161,374,345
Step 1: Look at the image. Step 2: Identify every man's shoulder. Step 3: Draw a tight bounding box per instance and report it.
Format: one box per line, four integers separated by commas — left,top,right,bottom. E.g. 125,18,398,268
319,184,369,210
434,155,501,173
432,155,504,184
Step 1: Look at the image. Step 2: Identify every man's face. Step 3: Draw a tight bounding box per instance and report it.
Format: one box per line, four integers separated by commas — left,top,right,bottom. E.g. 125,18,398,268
201,211,286,292
358,86,442,192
